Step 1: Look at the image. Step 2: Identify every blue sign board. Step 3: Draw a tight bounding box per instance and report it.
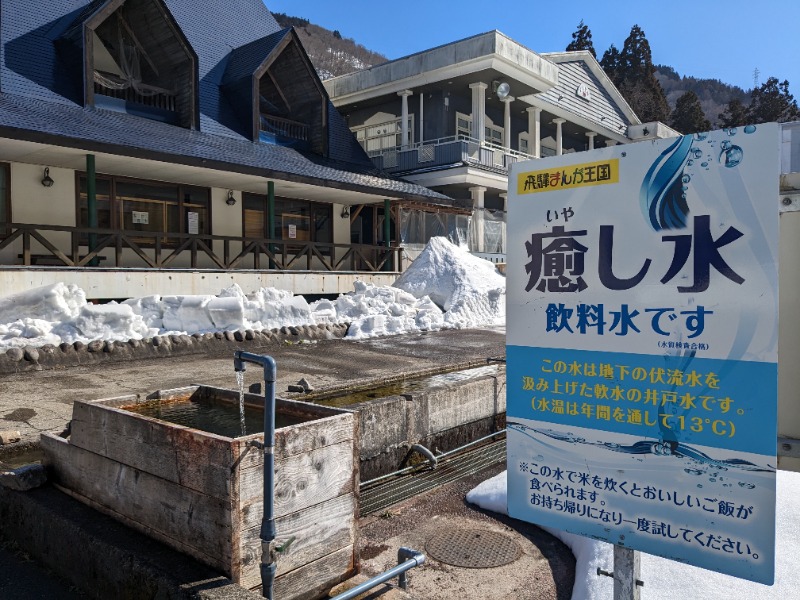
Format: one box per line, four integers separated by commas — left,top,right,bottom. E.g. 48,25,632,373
506,125,779,584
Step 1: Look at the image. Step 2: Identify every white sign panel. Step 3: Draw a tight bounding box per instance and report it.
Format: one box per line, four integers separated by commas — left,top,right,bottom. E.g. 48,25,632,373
506,125,779,584
131,211,149,225
288,224,297,239
187,211,199,235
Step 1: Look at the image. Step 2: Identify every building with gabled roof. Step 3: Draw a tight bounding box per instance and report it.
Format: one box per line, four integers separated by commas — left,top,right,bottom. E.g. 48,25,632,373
0,0,449,298
325,32,678,263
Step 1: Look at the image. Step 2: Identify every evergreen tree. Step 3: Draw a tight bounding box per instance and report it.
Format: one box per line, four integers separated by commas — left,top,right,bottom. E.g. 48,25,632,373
615,25,670,123
600,44,622,84
566,20,596,58
747,77,800,123
718,98,749,128
670,91,711,134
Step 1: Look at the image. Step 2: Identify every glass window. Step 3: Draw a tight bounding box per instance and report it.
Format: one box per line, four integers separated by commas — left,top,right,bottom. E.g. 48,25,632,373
243,193,267,238
77,174,210,245
242,194,331,243
0,163,9,236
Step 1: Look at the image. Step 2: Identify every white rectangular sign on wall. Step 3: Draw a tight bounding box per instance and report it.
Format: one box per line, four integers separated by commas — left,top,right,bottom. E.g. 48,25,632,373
506,125,780,584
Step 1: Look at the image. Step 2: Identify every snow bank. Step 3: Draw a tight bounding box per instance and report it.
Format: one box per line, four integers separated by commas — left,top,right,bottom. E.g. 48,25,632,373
0,238,506,349
467,470,800,600
393,237,505,329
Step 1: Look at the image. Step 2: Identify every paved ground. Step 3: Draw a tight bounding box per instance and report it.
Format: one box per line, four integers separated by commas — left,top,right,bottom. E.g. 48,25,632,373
358,461,575,600
0,327,506,449
0,328,578,599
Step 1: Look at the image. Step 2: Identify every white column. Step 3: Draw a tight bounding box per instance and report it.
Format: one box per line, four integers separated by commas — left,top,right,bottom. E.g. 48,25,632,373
586,131,597,151
419,93,424,144
553,118,566,156
469,82,488,143
527,106,541,158
606,140,619,147
470,185,486,253
502,96,514,149
499,192,508,213
398,90,413,148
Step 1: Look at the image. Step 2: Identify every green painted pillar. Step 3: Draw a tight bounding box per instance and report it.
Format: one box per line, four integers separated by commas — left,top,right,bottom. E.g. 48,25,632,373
86,154,97,265
384,198,392,271
267,181,275,269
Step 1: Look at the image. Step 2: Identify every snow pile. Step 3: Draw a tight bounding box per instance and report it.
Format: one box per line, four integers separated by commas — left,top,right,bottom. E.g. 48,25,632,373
467,470,800,600
124,284,314,333
331,280,445,340
0,283,154,348
394,237,505,329
0,238,506,349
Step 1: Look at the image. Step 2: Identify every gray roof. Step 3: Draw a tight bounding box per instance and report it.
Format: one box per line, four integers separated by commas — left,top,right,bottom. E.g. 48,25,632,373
0,91,448,201
0,0,448,202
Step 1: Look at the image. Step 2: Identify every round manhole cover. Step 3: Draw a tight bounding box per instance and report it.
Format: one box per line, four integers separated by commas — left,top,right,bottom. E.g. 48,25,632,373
425,528,522,568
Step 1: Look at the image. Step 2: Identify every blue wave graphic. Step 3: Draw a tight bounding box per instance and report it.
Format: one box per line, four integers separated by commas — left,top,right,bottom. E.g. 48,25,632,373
640,135,694,231
508,421,774,473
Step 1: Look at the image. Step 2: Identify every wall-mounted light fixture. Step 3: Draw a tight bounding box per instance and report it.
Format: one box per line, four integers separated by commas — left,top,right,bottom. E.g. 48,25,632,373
340,205,350,219
642,127,650,137
41,167,54,187
226,190,236,206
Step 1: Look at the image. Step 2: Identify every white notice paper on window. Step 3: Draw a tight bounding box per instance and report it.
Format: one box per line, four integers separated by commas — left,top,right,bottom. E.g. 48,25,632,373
188,212,199,235
288,224,297,239
132,211,149,225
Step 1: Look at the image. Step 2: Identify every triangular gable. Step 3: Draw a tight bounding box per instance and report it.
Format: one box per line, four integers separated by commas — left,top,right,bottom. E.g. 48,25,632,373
222,28,329,155
540,51,641,134
75,0,199,129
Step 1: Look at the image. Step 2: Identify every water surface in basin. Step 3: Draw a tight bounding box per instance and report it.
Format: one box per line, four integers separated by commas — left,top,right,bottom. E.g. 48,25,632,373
124,399,307,438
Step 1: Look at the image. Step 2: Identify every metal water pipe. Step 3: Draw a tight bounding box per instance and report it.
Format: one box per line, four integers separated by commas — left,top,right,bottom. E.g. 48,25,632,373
233,351,277,600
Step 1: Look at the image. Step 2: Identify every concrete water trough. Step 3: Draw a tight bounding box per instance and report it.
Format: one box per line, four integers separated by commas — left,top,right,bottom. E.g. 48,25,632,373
40,384,359,600
303,363,507,481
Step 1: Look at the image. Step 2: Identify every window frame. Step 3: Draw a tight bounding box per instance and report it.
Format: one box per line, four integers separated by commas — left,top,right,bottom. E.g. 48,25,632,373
75,172,212,246
241,193,332,244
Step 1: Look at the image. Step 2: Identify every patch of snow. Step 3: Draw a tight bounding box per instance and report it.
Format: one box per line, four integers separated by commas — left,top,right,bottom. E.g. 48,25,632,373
0,238,504,349
467,470,800,600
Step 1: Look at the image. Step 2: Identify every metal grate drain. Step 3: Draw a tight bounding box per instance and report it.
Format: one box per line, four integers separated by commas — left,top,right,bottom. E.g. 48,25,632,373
425,528,522,569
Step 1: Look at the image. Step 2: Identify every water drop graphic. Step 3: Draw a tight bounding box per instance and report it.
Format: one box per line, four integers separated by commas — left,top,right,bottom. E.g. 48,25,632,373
720,140,731,150
701,162,708,168
693,149,703,159
744,125,757,134
687,159,694,166
728,127,737,136
685,468,704,476
738,481,756,489
682,174,691,183
695,133,708,141
721,145,743,168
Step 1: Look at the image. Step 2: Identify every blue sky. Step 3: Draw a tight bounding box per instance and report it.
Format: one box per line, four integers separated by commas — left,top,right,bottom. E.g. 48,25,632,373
264,0,799,94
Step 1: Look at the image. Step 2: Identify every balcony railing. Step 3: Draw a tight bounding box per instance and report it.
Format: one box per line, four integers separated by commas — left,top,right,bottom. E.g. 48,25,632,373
260,114,310,142
0,223,401,273
366,135,538,175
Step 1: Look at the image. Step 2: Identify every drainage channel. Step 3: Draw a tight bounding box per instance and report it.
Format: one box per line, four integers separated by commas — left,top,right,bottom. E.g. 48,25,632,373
359,438,506,516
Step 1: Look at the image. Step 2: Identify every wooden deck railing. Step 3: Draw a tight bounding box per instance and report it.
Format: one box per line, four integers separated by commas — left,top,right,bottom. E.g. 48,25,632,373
0,224,402,273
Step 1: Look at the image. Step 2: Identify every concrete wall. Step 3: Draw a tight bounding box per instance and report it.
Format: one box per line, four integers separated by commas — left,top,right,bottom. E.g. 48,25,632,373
346,369,507,480
0,163,77,264
0,269,397,299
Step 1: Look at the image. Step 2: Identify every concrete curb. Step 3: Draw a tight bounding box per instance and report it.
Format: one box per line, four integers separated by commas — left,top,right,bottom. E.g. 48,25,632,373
0,483,263,599
0,323,350,374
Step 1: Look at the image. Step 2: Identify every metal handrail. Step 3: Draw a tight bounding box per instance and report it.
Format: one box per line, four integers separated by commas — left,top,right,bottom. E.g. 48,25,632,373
330,547,425,599
367,135,537,162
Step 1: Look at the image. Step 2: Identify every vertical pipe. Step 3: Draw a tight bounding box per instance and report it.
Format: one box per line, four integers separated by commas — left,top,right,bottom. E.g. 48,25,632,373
261,356,277,600
86,154,97,266
267,181,275,269
383,198,391,271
